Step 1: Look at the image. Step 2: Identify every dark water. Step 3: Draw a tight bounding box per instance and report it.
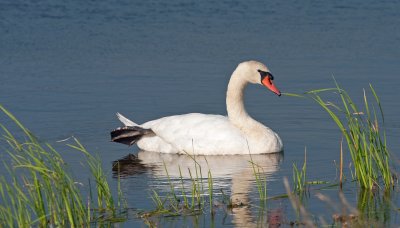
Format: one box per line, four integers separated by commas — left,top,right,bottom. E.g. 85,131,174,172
1,0,400,226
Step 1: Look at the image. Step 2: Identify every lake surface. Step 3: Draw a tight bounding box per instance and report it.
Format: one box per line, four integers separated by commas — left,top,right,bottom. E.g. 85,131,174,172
1,0,400,226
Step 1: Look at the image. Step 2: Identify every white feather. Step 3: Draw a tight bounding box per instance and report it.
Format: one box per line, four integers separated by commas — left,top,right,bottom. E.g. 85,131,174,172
116,112,138,126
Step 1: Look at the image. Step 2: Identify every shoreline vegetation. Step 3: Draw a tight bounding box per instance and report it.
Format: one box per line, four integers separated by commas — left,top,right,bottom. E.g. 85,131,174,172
284,81,395,190
0,82,398,227
0,105,127,227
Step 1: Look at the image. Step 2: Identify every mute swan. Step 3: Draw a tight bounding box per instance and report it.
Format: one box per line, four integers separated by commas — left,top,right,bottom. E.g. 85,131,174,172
111,60,283,155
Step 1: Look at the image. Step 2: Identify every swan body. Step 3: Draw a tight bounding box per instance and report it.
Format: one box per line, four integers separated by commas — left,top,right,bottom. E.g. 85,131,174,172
111,61,283,155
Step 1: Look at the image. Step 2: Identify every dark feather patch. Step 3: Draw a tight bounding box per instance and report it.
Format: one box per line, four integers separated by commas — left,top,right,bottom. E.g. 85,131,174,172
110,126,153,146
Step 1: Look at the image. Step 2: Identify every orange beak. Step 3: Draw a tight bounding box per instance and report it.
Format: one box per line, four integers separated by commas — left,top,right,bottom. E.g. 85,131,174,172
261,76,281,96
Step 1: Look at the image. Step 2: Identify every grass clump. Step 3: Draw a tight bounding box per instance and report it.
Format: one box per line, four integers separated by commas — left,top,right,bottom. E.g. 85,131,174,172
0,105,126,227
306,81,394,190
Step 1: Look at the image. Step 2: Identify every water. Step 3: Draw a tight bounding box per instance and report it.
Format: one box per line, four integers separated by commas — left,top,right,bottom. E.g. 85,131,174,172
1,0,400,226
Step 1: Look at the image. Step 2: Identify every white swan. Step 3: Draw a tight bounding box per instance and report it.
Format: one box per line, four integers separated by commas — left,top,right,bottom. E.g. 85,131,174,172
111,61,283,155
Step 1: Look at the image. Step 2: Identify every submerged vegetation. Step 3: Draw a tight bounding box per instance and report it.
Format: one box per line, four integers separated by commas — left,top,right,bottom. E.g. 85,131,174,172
0,105,126,227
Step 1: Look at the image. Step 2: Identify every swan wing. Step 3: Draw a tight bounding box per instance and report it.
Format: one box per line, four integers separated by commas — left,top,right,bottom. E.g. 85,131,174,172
139,113,248,155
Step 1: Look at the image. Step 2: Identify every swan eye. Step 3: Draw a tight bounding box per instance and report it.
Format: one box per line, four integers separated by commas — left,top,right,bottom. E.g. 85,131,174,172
258,70,274,80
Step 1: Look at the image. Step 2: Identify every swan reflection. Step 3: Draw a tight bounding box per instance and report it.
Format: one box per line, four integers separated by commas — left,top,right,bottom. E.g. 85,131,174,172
113,151,284,227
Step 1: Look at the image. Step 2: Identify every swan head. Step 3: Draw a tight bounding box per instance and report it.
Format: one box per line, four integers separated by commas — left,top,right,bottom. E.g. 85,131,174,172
237,61,281,96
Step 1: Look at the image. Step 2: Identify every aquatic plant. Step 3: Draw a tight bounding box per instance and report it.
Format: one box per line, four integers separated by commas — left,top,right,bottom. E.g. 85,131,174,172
356,188,392,225
207,168,214,216
316,188,393,227
306,81,394,190
142,154,213,219
249,156,268,202
292,149,307,193
0,105,126,227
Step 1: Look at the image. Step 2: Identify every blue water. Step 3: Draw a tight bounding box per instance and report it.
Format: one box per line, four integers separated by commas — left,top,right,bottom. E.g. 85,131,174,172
1,0,400,226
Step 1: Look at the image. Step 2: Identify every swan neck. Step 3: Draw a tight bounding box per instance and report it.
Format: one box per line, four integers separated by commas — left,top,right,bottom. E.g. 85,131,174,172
226,71,261,132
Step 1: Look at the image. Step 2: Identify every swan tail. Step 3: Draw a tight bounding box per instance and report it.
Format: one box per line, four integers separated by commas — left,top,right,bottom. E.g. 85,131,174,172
116,112,138,126
110,126,153,146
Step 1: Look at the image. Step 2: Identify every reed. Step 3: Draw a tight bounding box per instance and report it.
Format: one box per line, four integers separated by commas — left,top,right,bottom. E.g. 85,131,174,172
249,157,268,202
0,105,125,227
292,148,307,193
207,169,214,215
247,141,268,203
306,81,394,190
